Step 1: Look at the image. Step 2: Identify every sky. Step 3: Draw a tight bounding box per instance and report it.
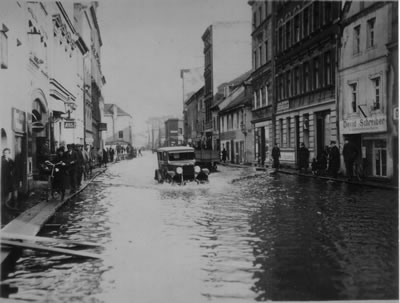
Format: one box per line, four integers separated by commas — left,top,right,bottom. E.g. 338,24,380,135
97,0,251,137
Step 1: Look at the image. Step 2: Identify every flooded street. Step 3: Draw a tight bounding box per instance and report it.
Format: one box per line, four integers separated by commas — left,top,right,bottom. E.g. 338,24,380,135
2,152,398,302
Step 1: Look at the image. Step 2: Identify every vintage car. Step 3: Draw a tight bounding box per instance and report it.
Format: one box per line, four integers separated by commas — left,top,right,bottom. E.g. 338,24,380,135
154,146,209,184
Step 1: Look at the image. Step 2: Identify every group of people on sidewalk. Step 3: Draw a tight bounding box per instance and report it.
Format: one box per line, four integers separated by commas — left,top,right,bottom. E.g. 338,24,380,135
270,139,360,180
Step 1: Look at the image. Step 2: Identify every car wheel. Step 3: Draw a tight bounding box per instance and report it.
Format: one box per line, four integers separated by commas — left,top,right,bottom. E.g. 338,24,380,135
156,170,164,183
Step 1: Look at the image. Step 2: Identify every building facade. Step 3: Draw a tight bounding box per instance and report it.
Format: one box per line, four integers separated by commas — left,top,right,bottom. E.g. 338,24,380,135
0,1,105,197
219,77,254,164
185,87,206,148
103,103,133,147
202,21,252,151
274,1,341,167
338,1,398,181
248,0,275,166
164,119,184,147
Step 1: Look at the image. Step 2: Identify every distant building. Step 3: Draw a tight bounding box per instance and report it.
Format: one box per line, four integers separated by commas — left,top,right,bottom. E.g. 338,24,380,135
218,73,254,164
164,118,184,147
338,1,398,181
202,21,252,150
185,87,205,148
103,104,133,146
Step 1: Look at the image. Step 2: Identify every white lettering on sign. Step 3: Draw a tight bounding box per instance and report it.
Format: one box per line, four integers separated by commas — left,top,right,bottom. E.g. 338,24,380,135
340,114,387,134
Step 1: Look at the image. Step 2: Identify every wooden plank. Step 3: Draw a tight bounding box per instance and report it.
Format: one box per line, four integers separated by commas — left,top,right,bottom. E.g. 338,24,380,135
1,232,102,248
1,240,101,259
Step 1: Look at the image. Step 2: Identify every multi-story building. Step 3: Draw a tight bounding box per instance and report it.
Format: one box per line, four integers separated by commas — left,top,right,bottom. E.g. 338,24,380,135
103,103,133,147
219,74,254,164
0,1,104,198
248,0,275,166
202,21,252,151
274,1,341,167
185,87,205,148
338,1,398,181
164,118,184,147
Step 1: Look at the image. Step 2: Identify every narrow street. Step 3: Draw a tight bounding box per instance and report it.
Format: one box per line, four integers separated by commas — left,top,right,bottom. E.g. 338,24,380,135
1,152,398,302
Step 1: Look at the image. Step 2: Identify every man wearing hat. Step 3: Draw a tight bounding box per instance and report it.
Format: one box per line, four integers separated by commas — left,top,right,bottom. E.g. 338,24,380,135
328,140,340,178
65,144,78,192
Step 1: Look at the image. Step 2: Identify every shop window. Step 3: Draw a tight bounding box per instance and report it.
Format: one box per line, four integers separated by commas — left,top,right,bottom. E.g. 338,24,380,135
279,119,284,146
367,18,375,48
286,117,291,147
374,140,387,177
353,25,361,55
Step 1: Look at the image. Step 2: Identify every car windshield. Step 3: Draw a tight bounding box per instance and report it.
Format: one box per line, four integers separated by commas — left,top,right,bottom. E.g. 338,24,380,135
168,152,195,161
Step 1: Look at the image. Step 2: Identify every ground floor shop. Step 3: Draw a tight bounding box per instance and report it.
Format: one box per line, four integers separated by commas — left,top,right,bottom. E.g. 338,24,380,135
275,101,337,168
253,120,272,166
340,114,396,181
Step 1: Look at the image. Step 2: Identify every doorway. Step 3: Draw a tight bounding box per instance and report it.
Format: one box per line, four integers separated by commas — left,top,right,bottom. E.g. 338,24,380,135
315,111,331,156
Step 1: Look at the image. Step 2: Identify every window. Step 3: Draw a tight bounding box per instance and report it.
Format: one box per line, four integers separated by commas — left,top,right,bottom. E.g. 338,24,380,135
294,67,300,95
262,86,266,107
259,6,262,24
0,26,8,69
286,71,291,98
286,117,291,147
324,1,332,24
259,44,263,66
118,130,123,138
279,75,284,100
373,77,381,110
294,15,300,43
253,12,256,30
264,2,268,18
325,51,332,86
253,91,257,109
285,21,291,49
313,57,320,90
264,40,268,62
303,7,309,37
253,50,257,70
353,25,361,54
313,1,320,30
265,85,269,106
367,18,375,48
304,62,310,92
350,83,357,113
278,26,283,53
258,88,262,108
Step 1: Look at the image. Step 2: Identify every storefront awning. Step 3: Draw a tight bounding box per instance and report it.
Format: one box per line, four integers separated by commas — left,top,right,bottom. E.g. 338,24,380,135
49,97,66,114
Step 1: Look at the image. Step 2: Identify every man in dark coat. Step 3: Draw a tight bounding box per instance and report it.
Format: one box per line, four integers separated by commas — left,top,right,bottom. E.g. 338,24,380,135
53,147,68,201
75,144,84,187
1,148,18,209
298,143,310,173
271,143,281,173
221,147,227,163
328,141,340,178
342,138,359,180
65,144,78,192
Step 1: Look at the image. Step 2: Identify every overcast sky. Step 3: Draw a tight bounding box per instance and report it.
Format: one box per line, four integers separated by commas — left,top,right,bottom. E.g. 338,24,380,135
97,0,251,136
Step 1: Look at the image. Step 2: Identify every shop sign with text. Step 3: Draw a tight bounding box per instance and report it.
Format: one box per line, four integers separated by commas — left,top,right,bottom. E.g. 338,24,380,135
64,120,76,129
340,114,387,134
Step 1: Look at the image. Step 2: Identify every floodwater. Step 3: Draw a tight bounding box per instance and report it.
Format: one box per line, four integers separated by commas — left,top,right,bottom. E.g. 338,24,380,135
2,152,398,302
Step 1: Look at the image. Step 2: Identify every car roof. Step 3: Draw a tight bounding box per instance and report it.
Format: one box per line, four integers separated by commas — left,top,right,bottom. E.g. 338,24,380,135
156,146,194,152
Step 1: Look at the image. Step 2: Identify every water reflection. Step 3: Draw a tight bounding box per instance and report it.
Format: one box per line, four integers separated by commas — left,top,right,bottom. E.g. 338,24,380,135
1,158,398,302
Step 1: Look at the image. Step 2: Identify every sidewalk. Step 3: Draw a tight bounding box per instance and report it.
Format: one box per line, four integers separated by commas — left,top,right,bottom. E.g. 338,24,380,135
219,162,399,191
1,166,105,228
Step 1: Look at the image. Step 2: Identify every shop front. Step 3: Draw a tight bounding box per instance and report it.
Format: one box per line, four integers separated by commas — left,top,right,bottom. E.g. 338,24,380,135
253,120,271,167
340,114,392,179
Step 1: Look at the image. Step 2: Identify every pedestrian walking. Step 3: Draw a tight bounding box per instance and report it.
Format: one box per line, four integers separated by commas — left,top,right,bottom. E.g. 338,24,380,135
83,145,90,180
102,148,108,167
52,147,68,201
138,148,142,156
342,138,359,181
221,147,227,163
298,142,310,173
311,158,318,176
89,146,97,173
316,148,328,176
1,148,18,210
328,141,340,178
271,143,281,173
65,144,78,192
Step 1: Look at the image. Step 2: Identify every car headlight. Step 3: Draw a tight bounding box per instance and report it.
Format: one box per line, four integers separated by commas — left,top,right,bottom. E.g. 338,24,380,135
176,167,183,174
194,166,201,173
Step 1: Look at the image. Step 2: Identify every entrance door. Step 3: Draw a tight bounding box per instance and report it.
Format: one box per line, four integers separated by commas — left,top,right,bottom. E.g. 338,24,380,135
315,111,331,156
374,140,387,177
260,127,265,166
